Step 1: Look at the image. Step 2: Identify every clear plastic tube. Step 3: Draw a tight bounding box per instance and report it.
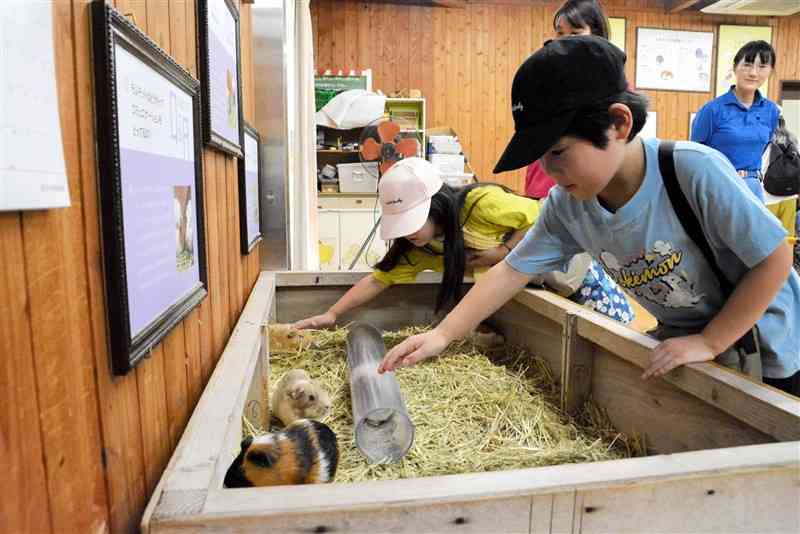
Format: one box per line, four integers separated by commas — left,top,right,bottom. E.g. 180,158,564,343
346,322,414,463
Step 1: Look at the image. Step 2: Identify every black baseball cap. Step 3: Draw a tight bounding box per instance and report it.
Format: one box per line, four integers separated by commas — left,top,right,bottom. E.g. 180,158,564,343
493,36,628,174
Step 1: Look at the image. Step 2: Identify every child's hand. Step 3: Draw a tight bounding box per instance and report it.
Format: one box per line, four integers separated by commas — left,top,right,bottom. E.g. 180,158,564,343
378,330,450,374
642,334,716,380
292,311,336,330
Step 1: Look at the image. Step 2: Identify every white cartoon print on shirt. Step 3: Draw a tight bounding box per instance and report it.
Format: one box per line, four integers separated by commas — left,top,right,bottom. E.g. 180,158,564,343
598,241,705,309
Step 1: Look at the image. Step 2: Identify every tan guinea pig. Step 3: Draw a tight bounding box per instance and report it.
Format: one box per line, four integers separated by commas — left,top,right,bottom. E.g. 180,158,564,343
224,419,339,487
272,369,332,427
267,323,312,352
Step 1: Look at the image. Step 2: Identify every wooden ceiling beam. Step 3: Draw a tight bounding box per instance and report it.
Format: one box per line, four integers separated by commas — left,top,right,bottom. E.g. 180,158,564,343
666,0,704,13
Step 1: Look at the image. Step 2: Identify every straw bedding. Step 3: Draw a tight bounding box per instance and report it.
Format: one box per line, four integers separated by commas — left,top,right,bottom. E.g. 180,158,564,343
246,325,644,484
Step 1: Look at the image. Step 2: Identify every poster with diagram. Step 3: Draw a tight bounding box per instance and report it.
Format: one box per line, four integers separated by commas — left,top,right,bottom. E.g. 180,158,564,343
715,25,773,97
635,28,714,92
92,3,207,374
0,1,70,211
199,0,243,157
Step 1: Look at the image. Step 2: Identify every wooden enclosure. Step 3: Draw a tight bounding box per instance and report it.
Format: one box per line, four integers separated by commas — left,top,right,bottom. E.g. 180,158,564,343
142,271,800,534
1,2,260,533
311,0,800,192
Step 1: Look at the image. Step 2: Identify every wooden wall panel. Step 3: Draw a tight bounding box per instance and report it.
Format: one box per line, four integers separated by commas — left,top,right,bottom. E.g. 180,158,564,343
2,1,261,532
311,0,800,192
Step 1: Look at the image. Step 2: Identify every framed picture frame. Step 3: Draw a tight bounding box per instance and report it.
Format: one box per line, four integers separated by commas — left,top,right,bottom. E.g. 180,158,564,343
635,27,714,93
715,24,773,98
239,123,263,254
92,2,208,375
198,0,244,157
608,17,626,53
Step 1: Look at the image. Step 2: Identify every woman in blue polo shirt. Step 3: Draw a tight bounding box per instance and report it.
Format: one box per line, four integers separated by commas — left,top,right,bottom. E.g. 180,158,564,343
691,41,781,202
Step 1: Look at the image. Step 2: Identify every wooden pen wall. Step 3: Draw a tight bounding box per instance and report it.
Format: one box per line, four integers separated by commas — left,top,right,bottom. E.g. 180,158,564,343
311,0,800,192
2,1,260,533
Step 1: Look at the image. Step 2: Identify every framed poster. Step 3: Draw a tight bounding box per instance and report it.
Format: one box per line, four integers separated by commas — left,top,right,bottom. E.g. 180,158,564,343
198,0,244,157
239,123,263,254
635,28,714,92
715,25,773,98
608,17,626,53
92,2,207,375
1,1,70,211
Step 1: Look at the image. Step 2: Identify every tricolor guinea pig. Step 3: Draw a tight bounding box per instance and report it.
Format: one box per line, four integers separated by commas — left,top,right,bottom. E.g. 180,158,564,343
224,419,339,487
272,369,331,426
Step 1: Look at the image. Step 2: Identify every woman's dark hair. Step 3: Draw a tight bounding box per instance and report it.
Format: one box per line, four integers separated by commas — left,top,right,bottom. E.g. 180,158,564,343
561,90,650,149
553,0,609,39
733,40,776,68
375,182,514,313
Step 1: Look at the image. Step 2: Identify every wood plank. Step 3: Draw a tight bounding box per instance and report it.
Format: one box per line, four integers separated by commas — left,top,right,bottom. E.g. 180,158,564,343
331,0,346,71
344,0,358,74
227,155,244,320
578,318,800,442
560,314,595,414
163,327,190,449
203,150,223,360
186,0,198,78
356,1,371,72
395,4,410,94
431,6,446,127
72,0,149,531
21,2,110,532
216,152,232,356
137,346,172,497
0,214,51,534
197,441,799,517
579,468,799,533
316,0,333,71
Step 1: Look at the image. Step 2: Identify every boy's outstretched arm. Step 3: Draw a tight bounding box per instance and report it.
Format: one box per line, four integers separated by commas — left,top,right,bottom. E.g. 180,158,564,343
643,241,794,379
378,261,531,373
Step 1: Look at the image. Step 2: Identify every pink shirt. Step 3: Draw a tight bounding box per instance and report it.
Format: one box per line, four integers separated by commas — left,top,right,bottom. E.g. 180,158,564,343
524,160,556,199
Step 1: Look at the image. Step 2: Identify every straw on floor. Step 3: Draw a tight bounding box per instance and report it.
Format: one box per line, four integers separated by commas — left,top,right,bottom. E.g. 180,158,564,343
248,325,644,484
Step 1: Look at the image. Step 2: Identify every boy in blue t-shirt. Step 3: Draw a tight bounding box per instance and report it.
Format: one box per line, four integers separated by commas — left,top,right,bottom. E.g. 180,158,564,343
378,36,800,396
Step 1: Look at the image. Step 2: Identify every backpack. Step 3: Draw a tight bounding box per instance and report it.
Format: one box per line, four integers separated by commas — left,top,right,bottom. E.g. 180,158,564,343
763,129,800,196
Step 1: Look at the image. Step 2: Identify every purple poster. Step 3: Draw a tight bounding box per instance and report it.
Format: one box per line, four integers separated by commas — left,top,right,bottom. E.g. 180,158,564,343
243,130,260,246
115,44,200,339
208,0,239,147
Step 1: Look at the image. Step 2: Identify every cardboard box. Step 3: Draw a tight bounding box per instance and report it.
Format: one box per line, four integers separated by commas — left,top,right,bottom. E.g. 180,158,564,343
430,153,465,174
337,162,379,193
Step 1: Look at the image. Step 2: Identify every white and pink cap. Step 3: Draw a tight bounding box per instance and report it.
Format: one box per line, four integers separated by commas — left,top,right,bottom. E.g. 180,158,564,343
378,157,444,240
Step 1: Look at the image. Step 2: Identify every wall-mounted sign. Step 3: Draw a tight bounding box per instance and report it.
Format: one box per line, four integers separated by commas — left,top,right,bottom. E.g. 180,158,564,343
92,2,207,375
608,17,626,53
199,0,244,157
0,1,70,211
715,24,773,98
239,123,263,254
635,28,714,93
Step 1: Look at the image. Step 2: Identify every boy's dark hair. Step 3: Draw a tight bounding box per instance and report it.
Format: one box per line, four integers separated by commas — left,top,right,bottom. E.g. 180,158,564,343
733,40,776,68
561,90,649,149
553,0,609,39
375,182,514,313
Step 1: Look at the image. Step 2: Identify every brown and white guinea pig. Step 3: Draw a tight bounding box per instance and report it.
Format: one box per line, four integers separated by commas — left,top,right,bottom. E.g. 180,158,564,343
272,369,331,427
267,323,311,352
224,419,339,487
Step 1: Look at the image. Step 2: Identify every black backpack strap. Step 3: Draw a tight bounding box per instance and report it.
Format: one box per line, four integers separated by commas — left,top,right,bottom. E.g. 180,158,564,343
658,141,733,296
658,141,757,354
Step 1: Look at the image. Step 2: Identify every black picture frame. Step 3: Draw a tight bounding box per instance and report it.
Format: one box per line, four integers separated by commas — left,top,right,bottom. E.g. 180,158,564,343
92,2,208,375
198,0,244,157
239,123,264,254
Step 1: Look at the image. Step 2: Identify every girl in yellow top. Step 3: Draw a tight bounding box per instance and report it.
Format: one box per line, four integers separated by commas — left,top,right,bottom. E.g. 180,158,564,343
294,157,631,329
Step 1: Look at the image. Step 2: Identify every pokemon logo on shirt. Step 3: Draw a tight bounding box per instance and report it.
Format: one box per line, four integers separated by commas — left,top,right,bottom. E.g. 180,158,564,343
598,241,705,309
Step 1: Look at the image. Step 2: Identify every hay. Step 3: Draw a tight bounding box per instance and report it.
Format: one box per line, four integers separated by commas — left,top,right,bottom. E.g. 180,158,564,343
249,325,644,483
